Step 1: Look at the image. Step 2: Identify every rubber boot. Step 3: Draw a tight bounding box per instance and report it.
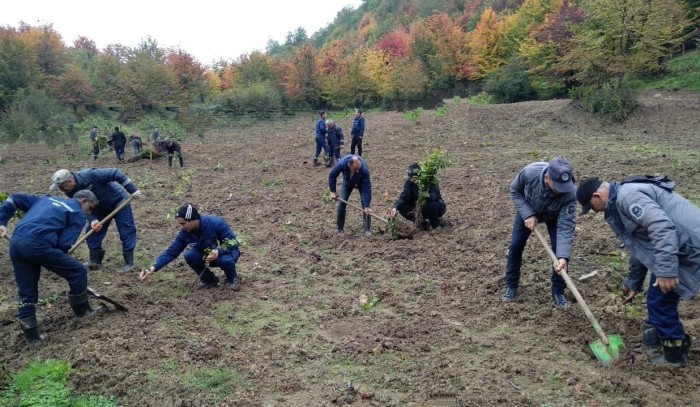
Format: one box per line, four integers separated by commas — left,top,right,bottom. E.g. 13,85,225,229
313,157,320,167
363,214,372,236
197,272,220,289
662,336,692,368
18,315,44,346
642,323,664,364
336,210,346,233
85,249,105,271
120,251,135,273
224,268,241,291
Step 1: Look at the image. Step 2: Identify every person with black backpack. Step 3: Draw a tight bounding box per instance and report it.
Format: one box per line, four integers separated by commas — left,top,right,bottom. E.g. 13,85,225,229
577,175,700,368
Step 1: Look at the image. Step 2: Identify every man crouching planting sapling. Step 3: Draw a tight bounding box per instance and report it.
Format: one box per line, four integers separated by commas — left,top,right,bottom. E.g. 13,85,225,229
140,203,242,290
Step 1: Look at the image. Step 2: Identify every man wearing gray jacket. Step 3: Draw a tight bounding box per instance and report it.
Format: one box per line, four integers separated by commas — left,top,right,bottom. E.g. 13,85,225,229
577,175,699,368
502,156,577,310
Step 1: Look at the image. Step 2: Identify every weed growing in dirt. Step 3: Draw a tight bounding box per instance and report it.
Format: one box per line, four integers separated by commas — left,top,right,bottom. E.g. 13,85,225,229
0,359,117,407
435,106,449,117
404,108,423,123
468,92,494,105
183,367,248,404
173,169,196,196
262,179,282,187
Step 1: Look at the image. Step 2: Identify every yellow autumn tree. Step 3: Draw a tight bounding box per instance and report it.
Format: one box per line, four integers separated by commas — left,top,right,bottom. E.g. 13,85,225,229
467,7,507,79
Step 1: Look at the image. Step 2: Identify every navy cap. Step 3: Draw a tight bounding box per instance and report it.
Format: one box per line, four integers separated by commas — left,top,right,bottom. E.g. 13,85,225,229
577,177,603,214
546,156,575,193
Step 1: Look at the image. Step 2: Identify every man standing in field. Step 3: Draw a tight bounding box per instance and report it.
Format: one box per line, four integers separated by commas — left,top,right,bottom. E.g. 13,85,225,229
502,156,577,310
325,119,344,167
329,155,372,236
313,111,329,167
350,108,365,156
109,126,127,163
0,190,104,346
50,168,142,273
89,126,99,160
139,203,242,290
577,175,699,368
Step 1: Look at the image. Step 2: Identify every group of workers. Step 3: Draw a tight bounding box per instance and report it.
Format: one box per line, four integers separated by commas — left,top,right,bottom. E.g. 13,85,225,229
1,110,699,372
89,126,184,167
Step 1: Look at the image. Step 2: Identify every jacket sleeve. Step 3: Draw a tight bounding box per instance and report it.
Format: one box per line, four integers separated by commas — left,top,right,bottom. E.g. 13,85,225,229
509,171,535,220
338,127,344,146
152,233,189,271
328,163,343,193
555,196,577,260
428,184,442,203
394,180,414,208
92,168,138,194
360,170,372,208
58,210,85,252
214,218,240,256
359,117,365,136
624,255,648,292
619,189,679,278
0,194,41,225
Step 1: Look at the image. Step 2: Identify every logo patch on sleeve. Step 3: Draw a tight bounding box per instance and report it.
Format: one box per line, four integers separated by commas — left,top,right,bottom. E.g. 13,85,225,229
630,204,645,220
567,204,576,215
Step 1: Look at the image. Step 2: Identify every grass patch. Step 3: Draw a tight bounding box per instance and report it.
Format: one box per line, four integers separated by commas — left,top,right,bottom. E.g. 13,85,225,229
630,50,700,92
0,359,117,407
183,367,247,404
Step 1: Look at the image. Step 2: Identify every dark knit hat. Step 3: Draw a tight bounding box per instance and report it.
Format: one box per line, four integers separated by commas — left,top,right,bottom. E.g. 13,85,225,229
176,203,200,221
577,177,603,214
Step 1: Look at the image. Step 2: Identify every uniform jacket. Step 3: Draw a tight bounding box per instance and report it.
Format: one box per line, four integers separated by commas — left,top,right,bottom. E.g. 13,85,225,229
165,141,182,154
394,180,444,211
315,118,327,140
0,194,85,252
605,180,700,300
153,215,240,271
326,125,344,149
351,116,365,138
328,155,372,208
510,162,576,260
64,168,138,220
110,130,126,148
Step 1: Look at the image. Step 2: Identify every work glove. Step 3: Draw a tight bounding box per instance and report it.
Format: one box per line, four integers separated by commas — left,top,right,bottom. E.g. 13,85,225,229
132,190,142,199
91,220,103,233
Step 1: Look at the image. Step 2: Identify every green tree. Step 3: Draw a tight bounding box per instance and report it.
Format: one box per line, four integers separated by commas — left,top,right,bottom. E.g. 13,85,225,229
0,27,38,111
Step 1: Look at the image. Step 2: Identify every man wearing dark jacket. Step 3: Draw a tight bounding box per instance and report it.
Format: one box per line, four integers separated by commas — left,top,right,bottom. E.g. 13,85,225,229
0,190,103,346
313,111,329,166
50,168,142,272
329,155,372,236
350,109,365,156
389,163,446,228
109,126,127,162
577,175,700,368
502,156,577,310
139,203,241,290
164,139,184,168
325,119,344,167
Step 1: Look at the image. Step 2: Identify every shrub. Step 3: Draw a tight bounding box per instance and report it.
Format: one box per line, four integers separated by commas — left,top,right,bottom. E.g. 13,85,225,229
236,82,283,118
484,57,537,103
570,82,637,122
0,88,77,146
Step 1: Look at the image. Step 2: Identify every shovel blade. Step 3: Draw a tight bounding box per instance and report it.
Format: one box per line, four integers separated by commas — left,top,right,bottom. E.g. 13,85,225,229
589,334,625,365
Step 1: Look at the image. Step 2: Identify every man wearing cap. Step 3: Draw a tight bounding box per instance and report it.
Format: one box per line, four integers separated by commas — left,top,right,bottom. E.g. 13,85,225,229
313,111,329,167
50,168,142,273
502,156,577,310
0,190,105,346
577,175,700,367
389,163,446,228
139,203,242,290
329,155,372,236
325,119,344,167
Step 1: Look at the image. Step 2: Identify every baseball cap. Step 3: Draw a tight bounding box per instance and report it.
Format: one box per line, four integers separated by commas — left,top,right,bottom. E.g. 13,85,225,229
546,156,575,193
50,169,73,191
325,119,334,126
576,177,603,214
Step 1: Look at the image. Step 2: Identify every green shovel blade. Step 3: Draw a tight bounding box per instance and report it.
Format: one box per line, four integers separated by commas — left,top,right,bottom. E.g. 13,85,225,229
589,335,625,365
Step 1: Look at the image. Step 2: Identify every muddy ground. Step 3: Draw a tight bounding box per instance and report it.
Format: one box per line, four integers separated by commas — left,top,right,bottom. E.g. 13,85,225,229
1,90,700,406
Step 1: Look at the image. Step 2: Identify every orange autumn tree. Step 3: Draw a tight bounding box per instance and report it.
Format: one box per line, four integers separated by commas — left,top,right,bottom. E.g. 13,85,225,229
282,44,323,107
423,13,473,82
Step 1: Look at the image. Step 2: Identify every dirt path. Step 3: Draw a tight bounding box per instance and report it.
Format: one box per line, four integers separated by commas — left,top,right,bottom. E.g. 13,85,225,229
1,90,699,406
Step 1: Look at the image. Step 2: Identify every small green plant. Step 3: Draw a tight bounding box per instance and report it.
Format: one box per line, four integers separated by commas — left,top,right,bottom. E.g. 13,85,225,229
262,179,281,187
261,160,271,171
387,217,399,239
322,188,333,204
0,359,117,406
363,296,380,311
453,95,462,104
412,149,453,225
435,105,449,117
403,107,423,123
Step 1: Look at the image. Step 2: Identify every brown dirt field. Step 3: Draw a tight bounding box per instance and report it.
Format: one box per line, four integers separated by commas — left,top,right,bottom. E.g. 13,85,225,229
1,89,700,406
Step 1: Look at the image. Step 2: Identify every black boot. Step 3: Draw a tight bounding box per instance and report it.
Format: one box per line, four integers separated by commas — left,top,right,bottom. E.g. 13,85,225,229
121,251,135,273
642,323,664,363
662,336,692,368
313,157,320,166
198,273,220,289
363,214,372,236
85,249,105,271
69,291,93,318
336,210,346,233
18,316,44,346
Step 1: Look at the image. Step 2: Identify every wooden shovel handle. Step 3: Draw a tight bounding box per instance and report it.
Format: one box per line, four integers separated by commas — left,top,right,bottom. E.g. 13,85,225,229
533,227,610,346
336,196,390,224
69,195,135,254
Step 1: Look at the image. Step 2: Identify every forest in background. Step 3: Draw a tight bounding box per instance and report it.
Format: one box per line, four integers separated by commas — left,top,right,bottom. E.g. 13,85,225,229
0,0,698,146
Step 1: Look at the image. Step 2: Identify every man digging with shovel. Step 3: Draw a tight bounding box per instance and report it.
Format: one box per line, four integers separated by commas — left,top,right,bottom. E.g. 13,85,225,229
329,155,372,236
577,175,700,368
50,168,142,273
0,190,106,346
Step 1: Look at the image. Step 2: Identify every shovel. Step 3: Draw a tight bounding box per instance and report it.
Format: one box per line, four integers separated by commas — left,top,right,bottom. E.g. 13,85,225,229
335,197,414,239
69,195,135,254
533,227,624,365
87,287,128,311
